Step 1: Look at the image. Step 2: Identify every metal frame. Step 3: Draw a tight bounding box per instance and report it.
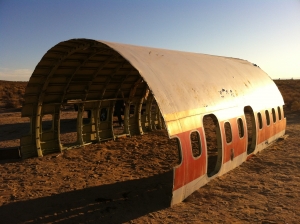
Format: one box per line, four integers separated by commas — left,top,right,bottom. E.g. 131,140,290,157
21,38,286,206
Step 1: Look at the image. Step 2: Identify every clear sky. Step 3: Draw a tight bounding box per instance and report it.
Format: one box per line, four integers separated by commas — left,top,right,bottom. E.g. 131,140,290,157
0,0,299,81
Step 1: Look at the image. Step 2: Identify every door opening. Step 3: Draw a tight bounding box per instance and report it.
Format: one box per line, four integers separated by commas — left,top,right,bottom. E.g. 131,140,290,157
203,114,222,177
244,106,257,154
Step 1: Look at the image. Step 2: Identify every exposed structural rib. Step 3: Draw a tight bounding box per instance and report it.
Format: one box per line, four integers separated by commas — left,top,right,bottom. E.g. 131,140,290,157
21,38,286,206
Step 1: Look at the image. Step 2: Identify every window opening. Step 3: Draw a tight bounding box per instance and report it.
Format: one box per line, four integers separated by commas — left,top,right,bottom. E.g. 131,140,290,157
277,106,282,120
151,103,157,113
41,114,53,131
140,101,149,133
60,106,78,147
114,100,125,126
190,131,202,158
244,106,257,154
113,100,125,136
130,104,135,117
141,103,146,115
237,118,244,138
224,122,232,143
126,101,140,136
257,112,263,129
150,102,159,130
203,114,222,177
100,108,108,121
272,108,276,123
170,137,183,166
265,110,270,126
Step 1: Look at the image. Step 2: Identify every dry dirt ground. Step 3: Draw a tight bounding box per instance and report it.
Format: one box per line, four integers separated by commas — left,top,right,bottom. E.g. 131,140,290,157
0,80,299,223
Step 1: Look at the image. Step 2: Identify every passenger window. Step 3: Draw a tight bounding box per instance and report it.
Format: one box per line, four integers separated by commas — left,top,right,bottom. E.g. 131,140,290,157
257,112,263,129
130,104,135,117
244,106,256,154
190,131,202,158
272,108,276,123
237,118,244,138
224,122,232,143
203,114,222,177
265,110,270,126
100,108,108,121
170,137,182,166
278,106,282,120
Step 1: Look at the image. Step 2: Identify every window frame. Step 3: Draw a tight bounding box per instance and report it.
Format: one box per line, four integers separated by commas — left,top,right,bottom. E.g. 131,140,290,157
170,136,183,167
237,117,245,139
265,110,270,126
257,112,263,129
272,108,276,123
100,107,109,121
224,121,233,144
189,130,202,159
277,106,282,120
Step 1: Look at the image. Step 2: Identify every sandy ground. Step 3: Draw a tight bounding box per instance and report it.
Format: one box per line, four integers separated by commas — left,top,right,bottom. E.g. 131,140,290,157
0,110,299,223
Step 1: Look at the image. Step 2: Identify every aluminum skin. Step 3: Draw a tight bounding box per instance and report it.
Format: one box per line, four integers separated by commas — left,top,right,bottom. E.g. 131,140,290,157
20,39,286,205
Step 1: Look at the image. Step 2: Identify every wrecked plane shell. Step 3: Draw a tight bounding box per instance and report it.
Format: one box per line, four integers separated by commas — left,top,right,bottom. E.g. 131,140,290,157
20,38,286,205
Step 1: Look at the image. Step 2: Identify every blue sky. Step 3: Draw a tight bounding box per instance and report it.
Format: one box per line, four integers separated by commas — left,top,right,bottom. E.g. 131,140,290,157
0,0,299,81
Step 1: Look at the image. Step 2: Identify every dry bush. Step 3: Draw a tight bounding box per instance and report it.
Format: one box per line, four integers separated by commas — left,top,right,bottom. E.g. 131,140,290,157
5,101,19,109
274,79,300,113
0,80,27,109
291,101,300,112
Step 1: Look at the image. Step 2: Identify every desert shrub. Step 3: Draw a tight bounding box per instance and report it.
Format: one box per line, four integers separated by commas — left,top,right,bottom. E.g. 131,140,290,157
19,98,25,106
274,80,300,113
5,100,19,109
0,81,27,109
18,89,24,95
291,101,300,112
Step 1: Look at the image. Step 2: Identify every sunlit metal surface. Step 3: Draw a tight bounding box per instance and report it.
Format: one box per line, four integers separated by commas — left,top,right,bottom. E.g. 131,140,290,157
21,39,286,206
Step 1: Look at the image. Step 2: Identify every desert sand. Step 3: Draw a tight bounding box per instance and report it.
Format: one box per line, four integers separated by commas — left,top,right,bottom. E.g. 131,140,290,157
0,80,299,223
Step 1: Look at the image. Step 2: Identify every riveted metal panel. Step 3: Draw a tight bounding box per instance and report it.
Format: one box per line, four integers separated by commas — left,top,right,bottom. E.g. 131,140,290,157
100,41,284,133
21,38,286,206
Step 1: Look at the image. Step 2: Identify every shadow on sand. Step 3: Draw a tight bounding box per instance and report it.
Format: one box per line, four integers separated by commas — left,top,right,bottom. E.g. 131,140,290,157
0,171,173,223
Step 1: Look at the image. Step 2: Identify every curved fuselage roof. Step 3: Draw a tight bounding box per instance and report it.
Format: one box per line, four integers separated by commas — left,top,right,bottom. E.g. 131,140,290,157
102,40,283,120
23,38,284,134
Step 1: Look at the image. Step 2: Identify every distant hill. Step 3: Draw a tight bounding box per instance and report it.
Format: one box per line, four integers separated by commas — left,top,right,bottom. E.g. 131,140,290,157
274,79,300,112
0,79,299,112
0,80,28,110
